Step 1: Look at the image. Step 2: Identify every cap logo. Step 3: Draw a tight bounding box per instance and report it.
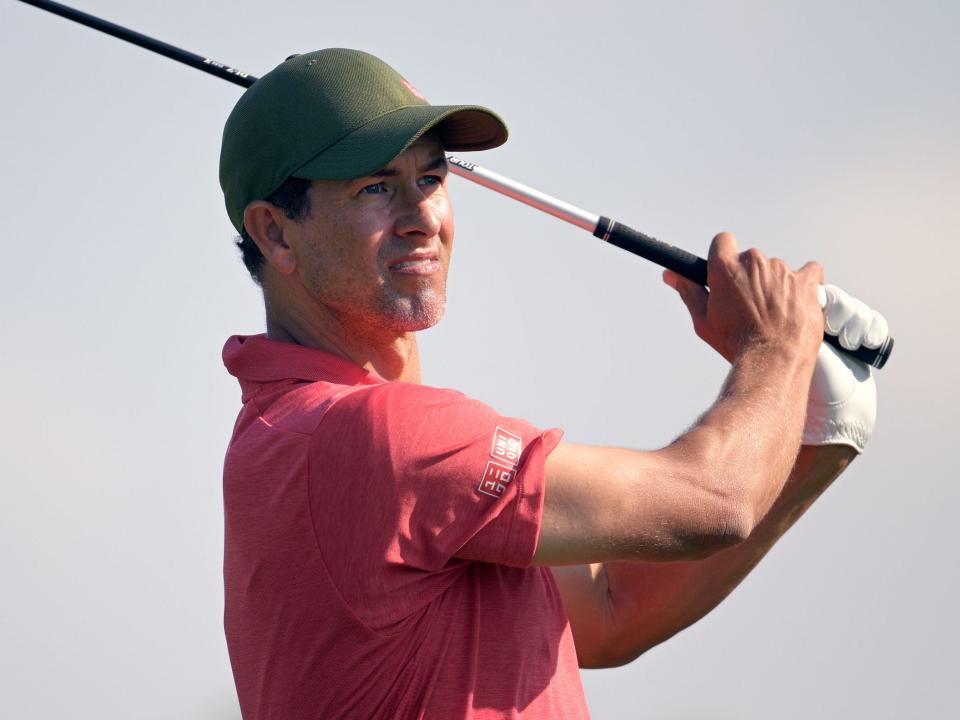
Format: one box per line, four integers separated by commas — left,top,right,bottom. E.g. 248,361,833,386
401,78,427,101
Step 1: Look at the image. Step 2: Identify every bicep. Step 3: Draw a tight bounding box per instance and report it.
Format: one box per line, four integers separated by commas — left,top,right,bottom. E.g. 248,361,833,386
533,442,742,566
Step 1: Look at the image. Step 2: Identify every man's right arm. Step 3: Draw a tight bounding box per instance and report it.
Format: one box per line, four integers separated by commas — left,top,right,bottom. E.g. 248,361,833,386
534,344,814,564
532,232,825,565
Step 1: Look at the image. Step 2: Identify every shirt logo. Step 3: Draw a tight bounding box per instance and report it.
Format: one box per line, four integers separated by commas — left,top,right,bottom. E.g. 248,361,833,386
490,426,522,467
476,426,523,498
477,460,517,498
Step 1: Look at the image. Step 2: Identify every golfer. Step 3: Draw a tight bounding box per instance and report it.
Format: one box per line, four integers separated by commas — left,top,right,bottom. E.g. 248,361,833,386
219,49,884,719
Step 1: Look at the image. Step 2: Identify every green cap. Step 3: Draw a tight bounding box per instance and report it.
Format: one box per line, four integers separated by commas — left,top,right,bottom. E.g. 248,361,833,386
219,48,508,233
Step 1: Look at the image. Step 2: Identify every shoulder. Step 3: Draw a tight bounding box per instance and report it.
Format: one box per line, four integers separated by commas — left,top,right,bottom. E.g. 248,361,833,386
314,381,559,478
324,382,497,435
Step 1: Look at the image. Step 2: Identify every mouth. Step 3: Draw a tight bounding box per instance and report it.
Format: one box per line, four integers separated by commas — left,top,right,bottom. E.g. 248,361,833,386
388,253,441,275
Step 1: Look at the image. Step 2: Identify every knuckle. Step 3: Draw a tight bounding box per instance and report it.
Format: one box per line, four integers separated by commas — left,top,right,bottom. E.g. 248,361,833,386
743,247,765,264
801,260,824,282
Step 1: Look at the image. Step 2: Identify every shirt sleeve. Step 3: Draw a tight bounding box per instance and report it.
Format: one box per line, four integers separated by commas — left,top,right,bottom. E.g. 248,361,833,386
307,382,562,628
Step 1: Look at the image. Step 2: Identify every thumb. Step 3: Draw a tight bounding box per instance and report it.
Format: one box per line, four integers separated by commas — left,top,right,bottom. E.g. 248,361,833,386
663,269,708,323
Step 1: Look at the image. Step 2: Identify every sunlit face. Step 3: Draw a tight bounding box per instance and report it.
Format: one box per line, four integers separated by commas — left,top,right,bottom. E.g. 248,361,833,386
285,136,453,334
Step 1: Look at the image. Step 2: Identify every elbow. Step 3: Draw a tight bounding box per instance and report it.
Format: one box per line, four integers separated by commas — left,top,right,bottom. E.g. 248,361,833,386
641,445,760,560
576,639,652,669
674,483,759,559
664,441,765,557
709,494,757,549
579,649,640,670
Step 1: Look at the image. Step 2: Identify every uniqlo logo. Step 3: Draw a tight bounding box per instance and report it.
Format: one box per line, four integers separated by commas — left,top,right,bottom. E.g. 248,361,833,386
490,426,522,468
477,460,516,498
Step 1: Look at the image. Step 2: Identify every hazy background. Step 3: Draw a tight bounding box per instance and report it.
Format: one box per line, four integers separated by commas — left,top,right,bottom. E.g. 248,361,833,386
2,1,957,717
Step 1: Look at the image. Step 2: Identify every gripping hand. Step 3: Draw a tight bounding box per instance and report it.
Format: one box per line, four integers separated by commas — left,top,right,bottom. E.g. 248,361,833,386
803,285,886,453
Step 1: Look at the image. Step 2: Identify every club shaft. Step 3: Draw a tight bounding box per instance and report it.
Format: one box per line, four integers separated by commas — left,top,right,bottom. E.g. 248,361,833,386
446,156,598,231
449,157,892,367
16,0,894,368
447,156,711,284
16,0,256,87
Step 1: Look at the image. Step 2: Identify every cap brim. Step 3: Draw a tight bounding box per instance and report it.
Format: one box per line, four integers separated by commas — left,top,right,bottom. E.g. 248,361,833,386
291,104,507,180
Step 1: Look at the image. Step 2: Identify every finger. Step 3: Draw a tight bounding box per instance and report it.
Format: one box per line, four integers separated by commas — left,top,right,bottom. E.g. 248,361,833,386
664,269,709,322
822,284,856,336
798,260,825,286
708,231,738,267
840,298,872,350
863,310,889,350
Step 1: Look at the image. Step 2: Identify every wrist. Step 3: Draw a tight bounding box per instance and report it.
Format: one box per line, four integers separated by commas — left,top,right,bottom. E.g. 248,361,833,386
735,338,818,385
803,342,876,453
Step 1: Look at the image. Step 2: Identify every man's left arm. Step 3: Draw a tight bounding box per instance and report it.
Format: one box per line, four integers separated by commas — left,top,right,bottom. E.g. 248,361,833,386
554,284,886,667
553,443,853,668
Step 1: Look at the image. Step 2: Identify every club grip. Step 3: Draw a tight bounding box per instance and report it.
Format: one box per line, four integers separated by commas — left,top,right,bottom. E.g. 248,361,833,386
593,216,893,369
594,216,709,284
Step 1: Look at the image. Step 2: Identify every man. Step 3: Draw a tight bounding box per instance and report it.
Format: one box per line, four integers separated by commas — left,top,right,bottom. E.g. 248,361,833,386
219,49,885,719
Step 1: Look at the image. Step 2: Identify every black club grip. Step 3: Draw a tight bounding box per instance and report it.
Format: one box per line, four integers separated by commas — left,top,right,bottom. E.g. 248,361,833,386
593,216,893,369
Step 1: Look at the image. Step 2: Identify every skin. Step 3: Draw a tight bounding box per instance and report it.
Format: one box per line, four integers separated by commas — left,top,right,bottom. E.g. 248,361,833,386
245,135,857,668
244,135,453,383
533,240,827,565
554,443,855,668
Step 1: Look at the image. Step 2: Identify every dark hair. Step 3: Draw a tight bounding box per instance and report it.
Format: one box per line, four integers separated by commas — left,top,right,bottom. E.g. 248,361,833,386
236,176,313,285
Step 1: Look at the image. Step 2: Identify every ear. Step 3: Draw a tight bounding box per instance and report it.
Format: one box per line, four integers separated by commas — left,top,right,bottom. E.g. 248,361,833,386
243,201,297,276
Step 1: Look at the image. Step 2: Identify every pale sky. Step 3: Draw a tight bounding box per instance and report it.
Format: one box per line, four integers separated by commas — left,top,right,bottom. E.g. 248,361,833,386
2,1,957,718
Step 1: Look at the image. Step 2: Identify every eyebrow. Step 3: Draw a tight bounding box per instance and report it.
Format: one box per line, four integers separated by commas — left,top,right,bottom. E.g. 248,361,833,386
368,154,448,178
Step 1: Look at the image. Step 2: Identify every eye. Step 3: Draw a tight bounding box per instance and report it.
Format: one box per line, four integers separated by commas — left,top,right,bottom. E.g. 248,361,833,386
418,175,443,188
359,182,388,195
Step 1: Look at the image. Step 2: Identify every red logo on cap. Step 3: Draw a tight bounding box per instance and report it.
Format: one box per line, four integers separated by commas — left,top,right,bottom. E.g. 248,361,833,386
401,78,427,101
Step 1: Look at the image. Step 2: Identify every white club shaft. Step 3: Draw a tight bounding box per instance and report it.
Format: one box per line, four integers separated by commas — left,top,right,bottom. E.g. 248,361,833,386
446,154,600,232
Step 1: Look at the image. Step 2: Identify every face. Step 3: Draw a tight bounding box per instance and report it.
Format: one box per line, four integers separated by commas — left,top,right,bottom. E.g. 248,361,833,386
283,136,453,334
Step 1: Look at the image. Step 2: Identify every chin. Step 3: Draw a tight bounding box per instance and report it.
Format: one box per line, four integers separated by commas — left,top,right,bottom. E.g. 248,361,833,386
390,306,446,332
377,294,446,332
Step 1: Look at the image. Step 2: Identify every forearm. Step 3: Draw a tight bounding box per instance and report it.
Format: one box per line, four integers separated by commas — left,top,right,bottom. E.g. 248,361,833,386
666,343,817,539
536,344,817,566
569,444,854,668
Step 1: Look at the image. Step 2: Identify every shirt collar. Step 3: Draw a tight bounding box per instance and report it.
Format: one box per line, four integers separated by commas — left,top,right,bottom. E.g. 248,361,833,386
222,334,385,387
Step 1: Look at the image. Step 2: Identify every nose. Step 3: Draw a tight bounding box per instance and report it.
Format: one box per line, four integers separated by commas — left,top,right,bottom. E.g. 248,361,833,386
394,185,443,240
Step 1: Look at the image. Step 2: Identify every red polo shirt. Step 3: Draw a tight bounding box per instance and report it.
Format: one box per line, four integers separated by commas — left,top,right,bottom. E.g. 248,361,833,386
222,334,589,719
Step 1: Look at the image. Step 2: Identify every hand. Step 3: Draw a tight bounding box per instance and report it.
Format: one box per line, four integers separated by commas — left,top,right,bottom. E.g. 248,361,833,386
819,283,889,351
663,232,824,364
804,285,884,453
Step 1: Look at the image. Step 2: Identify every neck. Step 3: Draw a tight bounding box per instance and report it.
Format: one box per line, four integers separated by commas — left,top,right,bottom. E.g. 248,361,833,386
262,287,423,384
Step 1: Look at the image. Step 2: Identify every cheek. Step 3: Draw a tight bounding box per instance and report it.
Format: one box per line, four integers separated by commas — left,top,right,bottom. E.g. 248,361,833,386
302,216,381,276
436,196,454,249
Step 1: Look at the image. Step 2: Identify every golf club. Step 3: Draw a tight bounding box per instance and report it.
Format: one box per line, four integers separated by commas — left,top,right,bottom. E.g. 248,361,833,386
14,0,894,368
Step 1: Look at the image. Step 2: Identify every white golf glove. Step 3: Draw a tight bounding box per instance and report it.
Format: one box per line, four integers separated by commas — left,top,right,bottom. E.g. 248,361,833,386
802,285,887,453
